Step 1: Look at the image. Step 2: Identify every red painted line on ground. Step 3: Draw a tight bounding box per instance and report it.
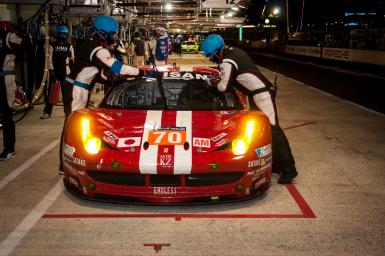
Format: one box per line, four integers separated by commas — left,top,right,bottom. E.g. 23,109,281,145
143,243,170,253
285,184,316,218
42,185,316,219
283,121,317,131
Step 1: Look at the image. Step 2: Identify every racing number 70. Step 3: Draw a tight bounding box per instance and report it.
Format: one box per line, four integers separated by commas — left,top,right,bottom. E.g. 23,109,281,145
148,130,186,145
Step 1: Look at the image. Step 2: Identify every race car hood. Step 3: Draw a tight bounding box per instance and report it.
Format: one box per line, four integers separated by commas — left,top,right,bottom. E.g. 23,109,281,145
87,108,258,152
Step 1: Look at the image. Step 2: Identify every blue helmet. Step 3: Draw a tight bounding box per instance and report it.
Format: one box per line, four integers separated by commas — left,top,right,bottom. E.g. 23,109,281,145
93,15,119,34
200,34,224,57
56,25,68,34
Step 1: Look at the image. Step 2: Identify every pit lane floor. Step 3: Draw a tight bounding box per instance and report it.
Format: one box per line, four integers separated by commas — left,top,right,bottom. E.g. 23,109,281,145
1,54,385,255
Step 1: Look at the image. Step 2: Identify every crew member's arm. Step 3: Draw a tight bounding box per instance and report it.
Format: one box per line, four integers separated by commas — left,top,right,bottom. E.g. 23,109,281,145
215,62,235,92
7,32,23,48
93,47,143,76
68,44,75,71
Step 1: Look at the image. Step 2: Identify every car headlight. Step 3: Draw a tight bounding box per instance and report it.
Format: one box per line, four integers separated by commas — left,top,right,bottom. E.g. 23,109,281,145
82,118,101,154
232,138,248,155
232,120,255,155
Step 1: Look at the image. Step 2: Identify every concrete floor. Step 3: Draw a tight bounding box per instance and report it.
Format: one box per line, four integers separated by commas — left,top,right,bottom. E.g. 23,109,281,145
1,54,385,256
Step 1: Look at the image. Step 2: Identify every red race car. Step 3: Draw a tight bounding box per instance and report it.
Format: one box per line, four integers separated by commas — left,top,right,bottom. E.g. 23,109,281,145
62,69,272,204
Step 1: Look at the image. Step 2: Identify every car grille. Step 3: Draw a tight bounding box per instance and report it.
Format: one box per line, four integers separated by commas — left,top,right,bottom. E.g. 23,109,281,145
88,171,146,186
87,171,244,187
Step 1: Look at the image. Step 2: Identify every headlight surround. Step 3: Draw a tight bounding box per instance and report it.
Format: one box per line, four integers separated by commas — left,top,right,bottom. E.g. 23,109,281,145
82,118,101,154
231,120,256,155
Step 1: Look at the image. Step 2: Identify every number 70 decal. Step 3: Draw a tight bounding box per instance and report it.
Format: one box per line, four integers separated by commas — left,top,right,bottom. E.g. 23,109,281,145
148,130,186,145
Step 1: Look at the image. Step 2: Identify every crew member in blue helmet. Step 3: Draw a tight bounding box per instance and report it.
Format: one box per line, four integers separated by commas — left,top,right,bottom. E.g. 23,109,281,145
201,34,298,184
59,16,143,174
154,27,169,66
40,25,74,119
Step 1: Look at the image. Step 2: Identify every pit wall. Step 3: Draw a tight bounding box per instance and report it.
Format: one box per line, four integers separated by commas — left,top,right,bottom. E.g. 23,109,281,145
285,45,385,66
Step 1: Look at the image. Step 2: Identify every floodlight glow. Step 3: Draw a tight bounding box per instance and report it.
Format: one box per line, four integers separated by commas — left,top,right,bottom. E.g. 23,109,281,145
273,8,280,15
165,3,172,10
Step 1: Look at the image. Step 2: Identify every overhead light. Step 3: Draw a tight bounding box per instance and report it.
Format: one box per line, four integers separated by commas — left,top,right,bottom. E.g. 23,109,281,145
273,8,280,15
165,3,172,10
231,6,239,11
220,15,225,19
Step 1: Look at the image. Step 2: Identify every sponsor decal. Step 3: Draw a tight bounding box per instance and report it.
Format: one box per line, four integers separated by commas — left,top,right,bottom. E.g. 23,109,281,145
248,159,260,168
255,144,272,158
63,155,72,163
103,135,116,144
73,157,86,166
211,133,227,142
69,177,79,188
163,71,208,80
97,118,113,129
247,170,255,176
63,162,79,177
260,158,265,166
160,154,172,166
214,139,227,147
96,112,113,121
148,127,186,145
255,177,267,189
117,137,141,147
265,155,272,163
153,186,177,195
97,159,104,170
63,144,75,157
256,162,272,173
104,131,119,140
193,137,211,148
82,186,88,195
163,147,169,153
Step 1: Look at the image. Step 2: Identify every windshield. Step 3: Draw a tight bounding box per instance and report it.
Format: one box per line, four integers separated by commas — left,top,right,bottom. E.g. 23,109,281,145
101,76,243,111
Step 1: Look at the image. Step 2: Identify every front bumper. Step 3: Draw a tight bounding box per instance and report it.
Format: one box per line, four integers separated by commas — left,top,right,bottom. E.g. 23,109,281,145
63,168,271,205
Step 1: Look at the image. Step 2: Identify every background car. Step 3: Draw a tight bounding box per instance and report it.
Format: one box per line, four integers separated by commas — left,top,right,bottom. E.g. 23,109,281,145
62,70,272,204
181,41,199,53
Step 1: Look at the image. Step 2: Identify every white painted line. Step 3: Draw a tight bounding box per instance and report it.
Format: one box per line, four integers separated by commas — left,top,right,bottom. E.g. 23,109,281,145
0,139,60,191
261,67,385,117
0,178,63,256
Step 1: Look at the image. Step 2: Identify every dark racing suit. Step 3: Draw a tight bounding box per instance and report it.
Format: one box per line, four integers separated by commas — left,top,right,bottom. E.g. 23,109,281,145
43,39,74,115
0,30,22,153
60,39,141,170
215,47,297,176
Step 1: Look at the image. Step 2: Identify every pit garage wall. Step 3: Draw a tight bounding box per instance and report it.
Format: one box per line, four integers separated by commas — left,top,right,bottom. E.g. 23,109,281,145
284,45,385,66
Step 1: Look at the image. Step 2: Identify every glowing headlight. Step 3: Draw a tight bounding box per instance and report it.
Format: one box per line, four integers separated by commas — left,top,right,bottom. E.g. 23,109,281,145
232,119,256,155
232,138,248,155
81,118,101,154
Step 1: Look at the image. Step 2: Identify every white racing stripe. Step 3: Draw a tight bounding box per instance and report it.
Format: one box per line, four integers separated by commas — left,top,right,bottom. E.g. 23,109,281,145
174,111,192,174
139,110,162,174
0,179,63,256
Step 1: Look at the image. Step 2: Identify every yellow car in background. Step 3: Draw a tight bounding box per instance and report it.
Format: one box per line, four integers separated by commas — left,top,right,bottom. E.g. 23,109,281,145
181,41,199,53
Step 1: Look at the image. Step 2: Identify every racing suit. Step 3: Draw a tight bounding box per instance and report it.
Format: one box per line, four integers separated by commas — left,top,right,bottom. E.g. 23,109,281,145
155,35,169,66
59,39,141,171
215,47,297,180
0,30,22,153
44,38,74,116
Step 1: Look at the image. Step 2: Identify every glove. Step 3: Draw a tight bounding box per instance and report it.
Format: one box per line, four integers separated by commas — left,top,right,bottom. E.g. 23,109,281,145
209,77,220,86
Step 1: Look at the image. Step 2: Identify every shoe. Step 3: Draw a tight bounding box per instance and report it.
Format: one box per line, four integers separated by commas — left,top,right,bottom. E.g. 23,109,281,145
40,113,51,119
278,171,298,184
0,150,16,161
